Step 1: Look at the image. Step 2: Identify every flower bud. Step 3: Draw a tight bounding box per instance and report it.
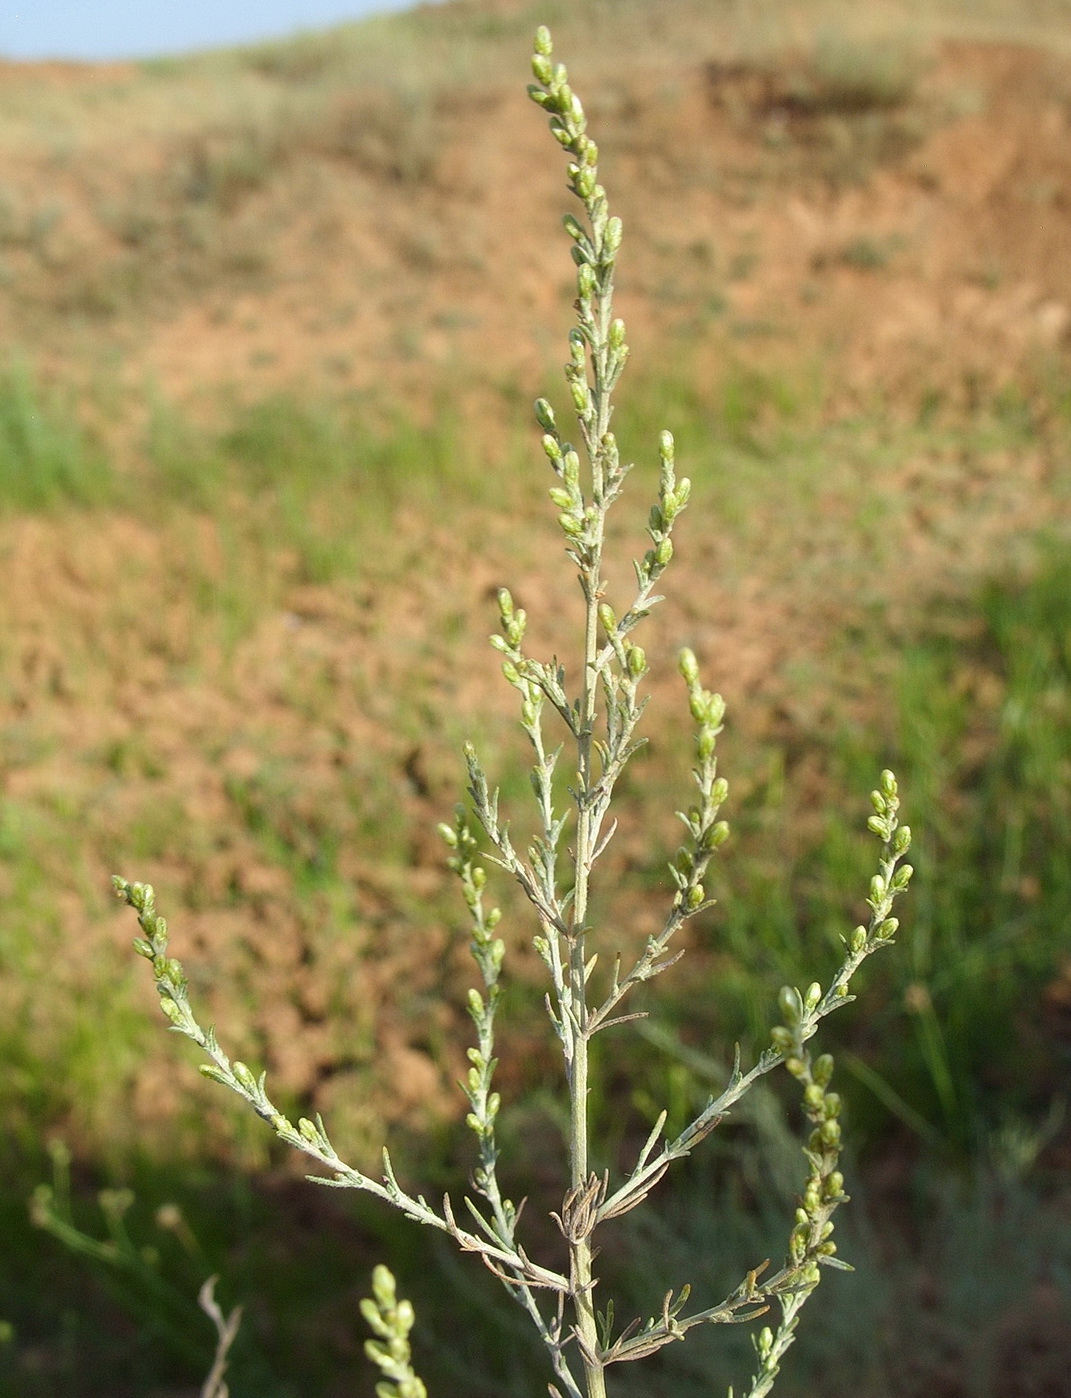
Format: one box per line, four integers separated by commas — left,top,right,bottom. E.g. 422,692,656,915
232,1061,257,1093
892,863,913,889
531,53,553,84
159,997,184,1026
778,985,804,1025
678,648,699,685
534,398,556,432
894,825,912,855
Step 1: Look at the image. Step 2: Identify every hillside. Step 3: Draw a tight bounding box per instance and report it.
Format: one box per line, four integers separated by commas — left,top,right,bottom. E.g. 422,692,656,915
1,0,1071,412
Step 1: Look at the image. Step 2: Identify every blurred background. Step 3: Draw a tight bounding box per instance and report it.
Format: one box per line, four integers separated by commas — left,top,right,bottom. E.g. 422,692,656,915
3,0,1071,1393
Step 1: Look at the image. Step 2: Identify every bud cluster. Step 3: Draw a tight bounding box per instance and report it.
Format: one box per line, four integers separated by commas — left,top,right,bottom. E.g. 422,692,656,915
361,1265,428,1398
782,1050,848,1291
439,810,506,1156
671,648,731,913
637,431,692,588
117,878,196,1035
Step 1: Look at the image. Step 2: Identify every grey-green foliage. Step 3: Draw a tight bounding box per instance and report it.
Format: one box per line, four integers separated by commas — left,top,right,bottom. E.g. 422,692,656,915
114,24,912,1398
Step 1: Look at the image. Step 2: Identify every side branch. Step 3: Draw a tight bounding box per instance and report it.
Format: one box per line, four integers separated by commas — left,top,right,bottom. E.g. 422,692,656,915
114,878,569,1296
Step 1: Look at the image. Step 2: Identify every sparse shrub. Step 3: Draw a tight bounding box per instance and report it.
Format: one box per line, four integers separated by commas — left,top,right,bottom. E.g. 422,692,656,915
111,25,912,1397
798,29,924,114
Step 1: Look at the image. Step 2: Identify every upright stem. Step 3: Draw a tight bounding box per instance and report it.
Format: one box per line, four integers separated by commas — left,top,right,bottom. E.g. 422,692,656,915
569,551,605,1398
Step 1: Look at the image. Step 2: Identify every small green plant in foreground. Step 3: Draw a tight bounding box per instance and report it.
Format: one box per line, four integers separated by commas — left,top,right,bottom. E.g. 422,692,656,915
114,26,912,1398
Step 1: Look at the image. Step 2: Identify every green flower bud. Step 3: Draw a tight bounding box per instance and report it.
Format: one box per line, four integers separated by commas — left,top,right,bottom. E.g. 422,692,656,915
655,536,673,567
159,997,184,1025
132,937,155,959
813,1053,835,1086
531,53,553,85
678,648,699,685
628,645,647,678
850,925,867,953
880,769,897,798
892,863,913,889
686,883,704,910
804,982,822,1012
437,822,458,847
232,1061,257,1093
534,398,556,432
574,166,596,199
803,1083,825,1109
534,25,552,56
770,1025,794,1050
819,1118,841,1147
894,825,912,855
710,821,730,847
778,985,804,1025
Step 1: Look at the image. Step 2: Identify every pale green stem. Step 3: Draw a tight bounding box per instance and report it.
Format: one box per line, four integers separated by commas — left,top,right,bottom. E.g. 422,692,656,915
569,555,605,1398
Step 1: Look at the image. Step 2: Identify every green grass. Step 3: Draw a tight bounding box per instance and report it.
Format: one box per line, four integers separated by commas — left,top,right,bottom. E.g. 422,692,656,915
0,365,112,512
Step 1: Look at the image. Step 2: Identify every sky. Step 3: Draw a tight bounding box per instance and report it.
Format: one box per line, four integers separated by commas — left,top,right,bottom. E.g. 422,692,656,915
0,1,432,62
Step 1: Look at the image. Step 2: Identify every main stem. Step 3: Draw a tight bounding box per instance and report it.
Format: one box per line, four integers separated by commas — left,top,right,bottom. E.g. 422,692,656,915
569,274,614,1398
569,553,605,1398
